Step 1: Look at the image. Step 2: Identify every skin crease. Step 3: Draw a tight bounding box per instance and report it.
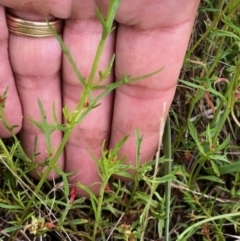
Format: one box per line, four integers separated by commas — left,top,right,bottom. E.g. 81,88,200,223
0,0,200,196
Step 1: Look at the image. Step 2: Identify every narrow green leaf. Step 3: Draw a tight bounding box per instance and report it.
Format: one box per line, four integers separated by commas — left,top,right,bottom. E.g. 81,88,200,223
2,225,23,233
63,219,89,225
0,203,23,210
205,161,240,175
210,160,220,176
188,121,206,157
196,175,224,184
47,20,86,86
215,134,230,151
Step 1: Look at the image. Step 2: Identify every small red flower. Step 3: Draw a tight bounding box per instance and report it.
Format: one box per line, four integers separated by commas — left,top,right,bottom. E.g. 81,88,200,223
69,186,77,204
46,222,56,229
104,183,115,194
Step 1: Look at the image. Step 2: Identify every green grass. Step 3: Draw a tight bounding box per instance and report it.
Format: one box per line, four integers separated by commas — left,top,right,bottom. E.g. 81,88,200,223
1,0,240,240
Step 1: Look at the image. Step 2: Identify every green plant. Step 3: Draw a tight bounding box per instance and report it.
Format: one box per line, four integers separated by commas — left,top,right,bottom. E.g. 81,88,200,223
1,0,240,240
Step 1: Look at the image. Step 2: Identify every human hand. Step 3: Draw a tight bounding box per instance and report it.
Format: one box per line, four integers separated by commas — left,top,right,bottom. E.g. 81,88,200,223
0,0,200,195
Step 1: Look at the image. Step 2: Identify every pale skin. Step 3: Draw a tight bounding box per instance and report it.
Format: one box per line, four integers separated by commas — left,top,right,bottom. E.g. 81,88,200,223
0,0,200,195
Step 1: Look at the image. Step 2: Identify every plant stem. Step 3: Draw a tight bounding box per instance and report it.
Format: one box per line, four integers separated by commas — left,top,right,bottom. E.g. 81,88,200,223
20,0,122,226
163,117,172,241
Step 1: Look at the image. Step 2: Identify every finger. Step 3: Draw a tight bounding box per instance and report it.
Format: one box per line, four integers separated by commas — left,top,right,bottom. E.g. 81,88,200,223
8,10,64,179
0,0,72,19
98,0,198,30
110,1,200,173
0,6,22,137
63,1,115,195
